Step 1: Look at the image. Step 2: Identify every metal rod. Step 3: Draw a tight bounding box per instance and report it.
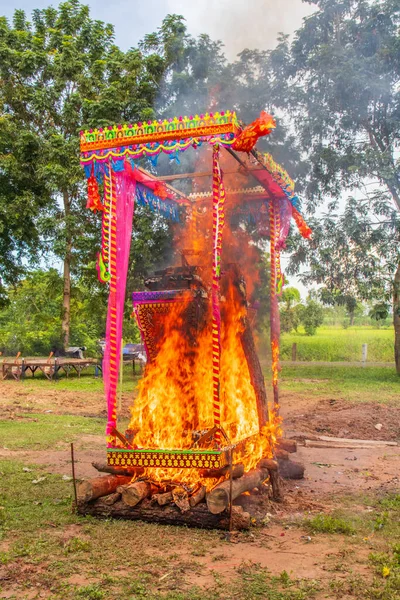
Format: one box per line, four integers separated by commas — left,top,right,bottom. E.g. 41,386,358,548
70,442,78,508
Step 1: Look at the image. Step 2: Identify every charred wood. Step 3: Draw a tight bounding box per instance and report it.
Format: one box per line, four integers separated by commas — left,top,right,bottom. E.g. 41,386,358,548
200,463,244,479
77,498,250,530
172,486,190,513
91,461,143,477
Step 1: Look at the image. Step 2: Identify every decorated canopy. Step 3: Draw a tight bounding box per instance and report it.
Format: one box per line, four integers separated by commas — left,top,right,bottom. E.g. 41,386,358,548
80,109,311,464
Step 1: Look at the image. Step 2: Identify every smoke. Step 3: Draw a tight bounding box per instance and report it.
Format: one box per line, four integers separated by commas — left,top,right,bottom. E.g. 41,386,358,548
166,0,315,60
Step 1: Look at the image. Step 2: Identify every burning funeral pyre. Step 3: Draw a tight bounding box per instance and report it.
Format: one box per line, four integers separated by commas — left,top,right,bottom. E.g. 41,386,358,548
76,110,311,529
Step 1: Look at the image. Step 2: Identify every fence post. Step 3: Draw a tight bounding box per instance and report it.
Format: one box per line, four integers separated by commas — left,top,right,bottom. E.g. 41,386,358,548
362,343,368,366
292,343,297,362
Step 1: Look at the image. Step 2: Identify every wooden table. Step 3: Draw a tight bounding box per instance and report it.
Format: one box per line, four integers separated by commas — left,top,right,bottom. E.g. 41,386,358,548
1,358,102,381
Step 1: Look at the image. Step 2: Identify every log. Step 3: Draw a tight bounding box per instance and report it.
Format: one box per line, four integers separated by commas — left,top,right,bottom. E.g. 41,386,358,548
277,457,305,480
313,436,397,447
277,438,297,453
77,475,132,502
153,491,173,506
268,469,283,501
189,485,206,508
172,486,190,513
200,463,244,479
117,481,152,507
304,440,396,449
77,498,251,530
258,458,278,471
275,448,289,460
102,492,121,506
92,461,143,477
206,467,268,515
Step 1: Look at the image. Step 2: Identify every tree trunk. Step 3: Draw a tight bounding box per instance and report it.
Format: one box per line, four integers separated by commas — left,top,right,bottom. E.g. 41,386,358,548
394,261,400,374
77,497,251,530
62,190,72,349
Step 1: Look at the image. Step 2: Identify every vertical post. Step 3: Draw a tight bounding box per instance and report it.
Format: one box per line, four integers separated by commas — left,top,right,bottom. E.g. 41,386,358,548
118,338,124,414
269,197,281,410
211,145,226,445
362,343,368,366
70,442,78,508
21,358,25,381
291,343,297,362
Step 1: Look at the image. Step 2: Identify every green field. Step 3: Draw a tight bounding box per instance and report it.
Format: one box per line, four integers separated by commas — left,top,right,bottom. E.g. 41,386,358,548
280,326,394,363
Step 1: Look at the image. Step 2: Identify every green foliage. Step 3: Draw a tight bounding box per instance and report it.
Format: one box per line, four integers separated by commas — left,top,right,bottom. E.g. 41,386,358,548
300,299,324,336
0,269,112,354
305,514,356,535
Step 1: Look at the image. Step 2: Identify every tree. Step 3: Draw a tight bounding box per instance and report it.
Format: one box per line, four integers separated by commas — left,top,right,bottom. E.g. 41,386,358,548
0,269,107,355
0,112,50,306
268,0,400,371
279,286,303,333
0,1,170,347
301,298,324,336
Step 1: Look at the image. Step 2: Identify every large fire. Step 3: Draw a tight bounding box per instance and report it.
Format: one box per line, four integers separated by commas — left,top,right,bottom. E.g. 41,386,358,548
127,155,282,489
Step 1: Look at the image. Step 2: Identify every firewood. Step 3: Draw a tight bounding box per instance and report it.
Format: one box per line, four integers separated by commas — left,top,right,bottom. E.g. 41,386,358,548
200,463,244,479
102,492,121,506
118,481,151,507
91,461,143,477
153,491,173,506
277,458,305,480
268,469,283,501
77,498,251,530
275,448,289,460
189,485,206,508
258,458,278,471
206,467,268,515
172,486,190,513
276,439,297,453
77,475,132,502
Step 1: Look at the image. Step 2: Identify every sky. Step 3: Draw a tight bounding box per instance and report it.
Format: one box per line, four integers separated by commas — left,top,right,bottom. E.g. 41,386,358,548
2,0,316,297
2,0,315,59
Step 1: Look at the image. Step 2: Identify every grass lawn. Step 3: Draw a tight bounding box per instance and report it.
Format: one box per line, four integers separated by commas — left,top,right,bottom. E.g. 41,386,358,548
281,326,394,363
280,365,400,403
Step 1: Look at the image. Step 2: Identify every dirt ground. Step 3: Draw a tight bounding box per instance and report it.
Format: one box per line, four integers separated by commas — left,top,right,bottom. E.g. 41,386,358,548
0,380,399,598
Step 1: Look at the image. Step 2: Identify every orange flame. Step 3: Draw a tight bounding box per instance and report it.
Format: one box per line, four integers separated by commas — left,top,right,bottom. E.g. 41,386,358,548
127,149,282,489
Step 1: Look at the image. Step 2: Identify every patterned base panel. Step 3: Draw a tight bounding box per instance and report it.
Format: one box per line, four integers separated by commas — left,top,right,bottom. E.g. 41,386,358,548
107,448,229,469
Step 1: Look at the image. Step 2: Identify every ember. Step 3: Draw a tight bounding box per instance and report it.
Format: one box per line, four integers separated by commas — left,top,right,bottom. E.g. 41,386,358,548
77,109,311,529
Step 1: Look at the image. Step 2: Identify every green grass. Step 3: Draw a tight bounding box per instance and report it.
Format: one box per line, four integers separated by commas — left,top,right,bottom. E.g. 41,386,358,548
281,326,394,362
304,513,356,535
0,413,105,450
280,365,399,402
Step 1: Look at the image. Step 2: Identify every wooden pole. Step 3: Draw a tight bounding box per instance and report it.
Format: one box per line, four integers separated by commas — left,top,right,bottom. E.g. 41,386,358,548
70,443,78,507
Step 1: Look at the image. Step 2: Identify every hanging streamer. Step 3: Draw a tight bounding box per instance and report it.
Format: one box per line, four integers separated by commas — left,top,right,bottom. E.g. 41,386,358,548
211,145,226,445
102,163,136,446
269,197,281,411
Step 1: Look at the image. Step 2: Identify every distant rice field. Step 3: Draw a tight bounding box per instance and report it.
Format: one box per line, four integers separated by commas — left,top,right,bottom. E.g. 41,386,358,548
280,326,394,363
